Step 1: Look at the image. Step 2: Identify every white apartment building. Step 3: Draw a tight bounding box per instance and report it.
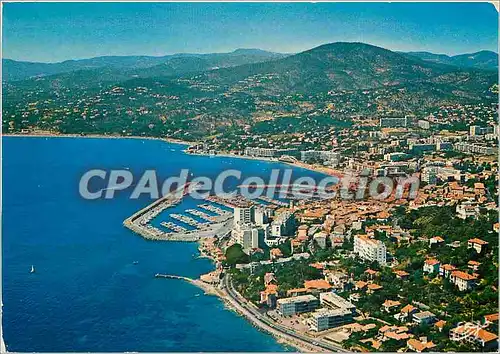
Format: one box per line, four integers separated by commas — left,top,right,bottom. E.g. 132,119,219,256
353,235,387,265
232,223,266,253
309,308,354,332
254,206,272,226
244,147,298,158
456,201,480,220
453,142,495,155
309,293,356,332
277,294,319,317
271,211,295,237
233,205,255,226
301,150,341,166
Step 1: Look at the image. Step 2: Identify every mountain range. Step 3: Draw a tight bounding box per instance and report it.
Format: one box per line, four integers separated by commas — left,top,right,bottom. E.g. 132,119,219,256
2,42,498,110
2,46,497,83
2,48,286,82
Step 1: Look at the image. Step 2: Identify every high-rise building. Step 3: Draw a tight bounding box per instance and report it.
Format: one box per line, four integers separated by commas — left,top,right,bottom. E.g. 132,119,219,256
254,206,272,226
271,211,295,237
232,224,266,252
233,205,255,226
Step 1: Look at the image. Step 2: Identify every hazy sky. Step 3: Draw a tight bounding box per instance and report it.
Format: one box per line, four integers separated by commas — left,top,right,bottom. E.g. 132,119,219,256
2,2,498,63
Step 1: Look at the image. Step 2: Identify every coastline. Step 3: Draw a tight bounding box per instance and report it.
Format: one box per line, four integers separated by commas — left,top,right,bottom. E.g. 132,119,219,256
1,132,193,147
185,150,342,178
3,132,341,177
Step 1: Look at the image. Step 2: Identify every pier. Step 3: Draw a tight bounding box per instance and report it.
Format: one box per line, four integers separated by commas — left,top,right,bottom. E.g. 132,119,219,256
186,209,215,221
170,213,204,228
198,203,230,216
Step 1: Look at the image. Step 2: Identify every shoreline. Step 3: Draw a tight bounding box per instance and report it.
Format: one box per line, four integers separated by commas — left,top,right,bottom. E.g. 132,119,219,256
4,132,340,177
185,151,342,178
2,132,193,147
171,275,331,353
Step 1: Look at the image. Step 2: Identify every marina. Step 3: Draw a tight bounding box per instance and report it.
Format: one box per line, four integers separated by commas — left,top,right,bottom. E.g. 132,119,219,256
198,203,231,216
170,214,205,228
123,184,234,242
160,221,187,233
185,209,215,222
256,195,289,207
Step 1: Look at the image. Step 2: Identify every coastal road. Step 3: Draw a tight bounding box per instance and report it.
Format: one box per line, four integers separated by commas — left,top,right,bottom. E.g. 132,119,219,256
223,275,345,352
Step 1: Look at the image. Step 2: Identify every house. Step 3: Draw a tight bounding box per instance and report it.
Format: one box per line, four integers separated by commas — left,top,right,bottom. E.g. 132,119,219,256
397,304,418,322
468,260,481,271
330,235,344,248
264,272,277,286
450,270,477,291
349,293,361,302
383,299,401,313
439,264,456,278
364,269,379,279
429,236,444,246
270,248,284,260
413,311,436,325
456,201,479,219
297,224,309,238
324,270,350,291
435,320,447,332
313,232,328,249
355,280,368,291
260,284,278,308
407,338,436,352
423,259,440,274
303,279,332,293
367,283,383,293
450,322,498,350
379,325,412,341
393,270,410,280
468,238,489,254
484,313,499,326
474,182,486,196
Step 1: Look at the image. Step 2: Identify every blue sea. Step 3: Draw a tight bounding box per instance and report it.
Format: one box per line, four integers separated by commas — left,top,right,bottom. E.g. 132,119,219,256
2,136,328,352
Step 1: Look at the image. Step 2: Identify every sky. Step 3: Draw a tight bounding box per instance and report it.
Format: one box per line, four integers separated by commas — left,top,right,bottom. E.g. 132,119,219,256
2,2,498,63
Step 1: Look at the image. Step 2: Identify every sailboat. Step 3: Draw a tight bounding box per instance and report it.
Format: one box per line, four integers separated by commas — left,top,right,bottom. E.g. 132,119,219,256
30,265,35,273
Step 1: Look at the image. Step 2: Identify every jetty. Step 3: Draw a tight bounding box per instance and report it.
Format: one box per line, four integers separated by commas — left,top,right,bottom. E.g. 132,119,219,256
154,273,223,296
123,183,196,240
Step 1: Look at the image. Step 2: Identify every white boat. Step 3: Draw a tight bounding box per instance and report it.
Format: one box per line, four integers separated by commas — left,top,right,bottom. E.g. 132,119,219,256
30,265,35,273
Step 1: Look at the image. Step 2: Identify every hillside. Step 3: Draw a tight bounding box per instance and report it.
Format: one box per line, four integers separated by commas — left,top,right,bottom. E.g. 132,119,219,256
403,50,498,70
193,42,497,95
